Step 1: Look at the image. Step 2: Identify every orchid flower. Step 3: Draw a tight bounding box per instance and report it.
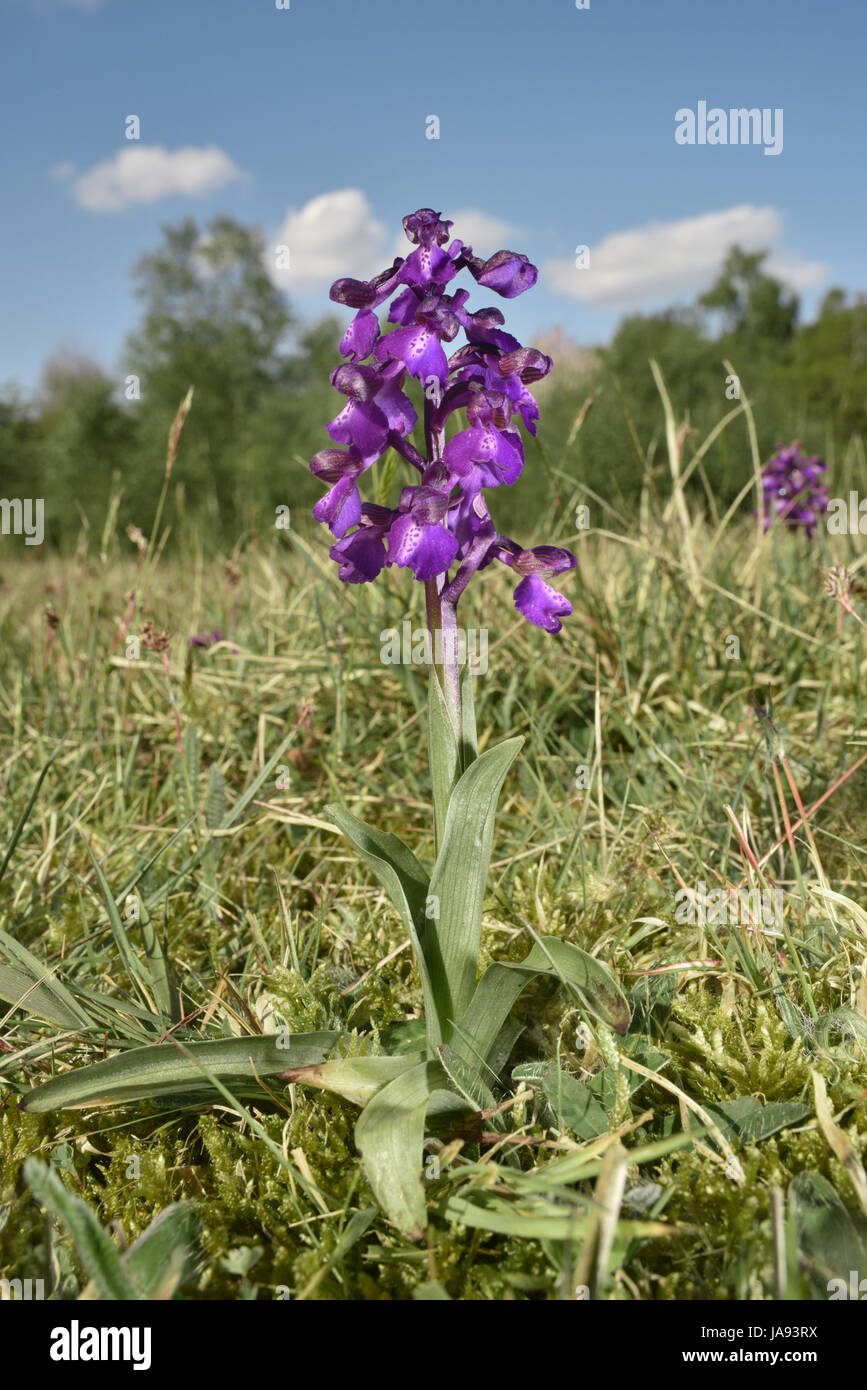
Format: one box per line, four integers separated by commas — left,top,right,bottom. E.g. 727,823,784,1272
310,208,577,677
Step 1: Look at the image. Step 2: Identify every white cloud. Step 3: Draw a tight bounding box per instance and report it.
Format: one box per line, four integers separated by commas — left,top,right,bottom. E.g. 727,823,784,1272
49,161,76,181
762,252,829,293
71,145,244,212
448,210,519,255
269,190,387,291
544,206,828,310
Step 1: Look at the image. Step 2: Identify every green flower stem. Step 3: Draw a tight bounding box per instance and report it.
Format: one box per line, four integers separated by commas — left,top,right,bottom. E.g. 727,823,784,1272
424,393,462,743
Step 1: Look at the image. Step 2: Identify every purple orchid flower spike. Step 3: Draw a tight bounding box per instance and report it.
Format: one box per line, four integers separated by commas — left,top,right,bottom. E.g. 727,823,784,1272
310,207,576,721
757,440,829,538
189,628,239,653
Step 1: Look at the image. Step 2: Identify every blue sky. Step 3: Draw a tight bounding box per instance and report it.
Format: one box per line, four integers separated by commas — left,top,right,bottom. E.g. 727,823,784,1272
1,0,864,394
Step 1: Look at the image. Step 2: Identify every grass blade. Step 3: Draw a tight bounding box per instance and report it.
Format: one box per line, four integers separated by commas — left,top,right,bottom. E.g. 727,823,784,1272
0,738,66,884
0,929,92,1031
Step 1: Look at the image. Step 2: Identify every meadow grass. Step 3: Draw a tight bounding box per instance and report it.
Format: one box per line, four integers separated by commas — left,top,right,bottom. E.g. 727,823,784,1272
2,394,867,1300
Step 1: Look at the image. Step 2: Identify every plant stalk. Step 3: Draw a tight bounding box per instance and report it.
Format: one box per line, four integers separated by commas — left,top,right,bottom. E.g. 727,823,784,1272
424,396,462,741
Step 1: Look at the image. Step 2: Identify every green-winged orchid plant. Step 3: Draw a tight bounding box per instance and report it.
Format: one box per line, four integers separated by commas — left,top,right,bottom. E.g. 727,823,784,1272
19,209,630,1243
292,209,631,1236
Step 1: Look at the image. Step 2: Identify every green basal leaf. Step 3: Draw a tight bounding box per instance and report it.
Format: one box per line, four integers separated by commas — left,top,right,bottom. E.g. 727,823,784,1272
326,805,440,1048
354,1059,448,1240
80,1203,201,1301
426,737,523,1039
19,1032,344,1112
436,1044,498,1121
541,1064,610,1141
426,1087,475,1127
282,1053,426,1107
120,1203,201,1299
790,1172,867,1290
704,1096,813,1144
455,936,630,1069
137,898,180,1030
381,1018,429,1055
486,1017,525,1076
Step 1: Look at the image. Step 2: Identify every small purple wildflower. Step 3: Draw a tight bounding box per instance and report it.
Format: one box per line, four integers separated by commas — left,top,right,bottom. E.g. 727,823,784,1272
758,441,829,539
309,208,576,632
188,629,236,651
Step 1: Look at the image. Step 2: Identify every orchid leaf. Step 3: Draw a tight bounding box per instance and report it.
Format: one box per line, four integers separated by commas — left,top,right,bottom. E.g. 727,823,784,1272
117,1203,201,1300
381,1018,429,1055
790,1172,867,1292
541,1064,611,1141
326,805,440,1048
83,842,155,1013
426,737,523,1039
19,1032,344,1112
354,1059,449,1240
703,1096,812,1145
436,1044,498,1120
454,936,630,1069
282,1053,426,1108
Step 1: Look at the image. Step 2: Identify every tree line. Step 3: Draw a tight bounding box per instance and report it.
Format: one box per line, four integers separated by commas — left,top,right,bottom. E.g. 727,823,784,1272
2,221,865,550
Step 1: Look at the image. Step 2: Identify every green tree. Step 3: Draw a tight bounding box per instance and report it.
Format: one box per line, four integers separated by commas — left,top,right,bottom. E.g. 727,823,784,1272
699,246,799,344
125,217,294,537
35,356,138,547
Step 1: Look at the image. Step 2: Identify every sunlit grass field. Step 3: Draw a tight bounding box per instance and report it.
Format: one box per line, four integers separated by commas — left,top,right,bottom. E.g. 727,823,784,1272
2,394,867,1300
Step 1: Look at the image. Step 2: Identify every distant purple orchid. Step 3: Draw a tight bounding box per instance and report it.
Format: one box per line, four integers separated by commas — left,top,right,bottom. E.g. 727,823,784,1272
309,208,576,633
758,441,829,539
188,629,238,652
